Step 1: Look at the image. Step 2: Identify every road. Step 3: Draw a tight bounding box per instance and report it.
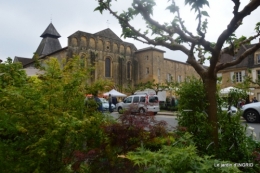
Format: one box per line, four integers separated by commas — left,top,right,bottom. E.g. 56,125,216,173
109,111,260,140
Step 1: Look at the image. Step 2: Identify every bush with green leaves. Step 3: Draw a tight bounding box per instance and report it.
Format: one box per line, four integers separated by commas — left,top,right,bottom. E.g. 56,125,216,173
176,77,260,172
126,133,241,173
0,57,109,173
176,77,212,152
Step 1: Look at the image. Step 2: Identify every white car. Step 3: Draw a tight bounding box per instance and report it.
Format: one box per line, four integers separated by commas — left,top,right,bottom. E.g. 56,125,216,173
116,94,160,115
241,102,260,123
221,105,238,115
99,98,115,111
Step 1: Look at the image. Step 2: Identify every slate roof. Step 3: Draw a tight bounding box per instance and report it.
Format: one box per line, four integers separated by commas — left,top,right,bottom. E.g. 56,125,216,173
13,56,34,66
24,47,68,68
95,28,122,42
35,37,62,56
40,23,61,38
219,44,257,70
35,23,62,56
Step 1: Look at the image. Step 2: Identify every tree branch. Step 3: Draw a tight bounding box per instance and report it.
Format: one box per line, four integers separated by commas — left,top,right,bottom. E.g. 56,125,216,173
216,42,260,71
104,1,191,54
186,43,206,76
213,0,260,68
232,0,240,15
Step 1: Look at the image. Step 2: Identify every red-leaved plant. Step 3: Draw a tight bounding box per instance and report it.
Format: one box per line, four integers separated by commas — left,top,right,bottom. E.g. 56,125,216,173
71,106,173,172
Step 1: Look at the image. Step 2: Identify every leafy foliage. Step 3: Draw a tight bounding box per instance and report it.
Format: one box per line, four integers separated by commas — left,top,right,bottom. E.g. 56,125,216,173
72,107,172,172
127,133,241,173
94,0,260,153
0,57,27,88
0,57,107,172
176,77,260,172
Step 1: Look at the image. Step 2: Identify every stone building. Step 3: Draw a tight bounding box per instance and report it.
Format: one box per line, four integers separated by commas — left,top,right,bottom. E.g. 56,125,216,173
14,23,200,88
218,43,260,100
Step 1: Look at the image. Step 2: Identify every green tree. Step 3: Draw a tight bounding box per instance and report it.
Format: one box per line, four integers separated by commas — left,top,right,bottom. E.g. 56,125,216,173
94,0,260,149
0,57,108,172
0,57,27,88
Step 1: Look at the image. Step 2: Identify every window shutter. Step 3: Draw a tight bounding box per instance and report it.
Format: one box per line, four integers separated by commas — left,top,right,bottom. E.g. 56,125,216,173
242,70,245,82
230,72,234,83
252,69,256,82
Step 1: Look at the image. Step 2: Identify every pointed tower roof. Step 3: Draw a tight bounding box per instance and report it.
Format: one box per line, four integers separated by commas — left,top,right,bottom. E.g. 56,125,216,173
95,28,122,41
35,23,62,56
40,23,61,38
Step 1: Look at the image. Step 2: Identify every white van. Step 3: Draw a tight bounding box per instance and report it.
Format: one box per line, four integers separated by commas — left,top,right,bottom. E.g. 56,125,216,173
116,94,160,115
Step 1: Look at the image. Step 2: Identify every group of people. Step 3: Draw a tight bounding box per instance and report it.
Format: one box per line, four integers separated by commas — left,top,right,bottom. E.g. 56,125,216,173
237,97,258,109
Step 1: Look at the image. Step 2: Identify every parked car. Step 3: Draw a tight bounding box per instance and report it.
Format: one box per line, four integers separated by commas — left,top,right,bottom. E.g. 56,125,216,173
221,105,238,115
99,98,115,111
116,94,160,115
241,102,260,123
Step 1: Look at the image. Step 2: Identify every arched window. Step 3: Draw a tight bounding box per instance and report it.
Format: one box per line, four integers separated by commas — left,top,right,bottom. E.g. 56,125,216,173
105,57,111,77
80,36,87,47
89,38,95,49
71,38,78,47
127,61,131,79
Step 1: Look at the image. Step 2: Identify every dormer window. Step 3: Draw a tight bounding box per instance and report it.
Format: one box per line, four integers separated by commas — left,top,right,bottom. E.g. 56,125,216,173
232,57,236,61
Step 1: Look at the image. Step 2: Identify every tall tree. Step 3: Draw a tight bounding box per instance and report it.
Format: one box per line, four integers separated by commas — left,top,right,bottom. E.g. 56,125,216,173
94,0,260,149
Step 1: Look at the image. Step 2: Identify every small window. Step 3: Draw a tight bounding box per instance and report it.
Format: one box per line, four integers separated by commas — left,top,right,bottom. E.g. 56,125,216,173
257,70,260,81
149,96,158,103
158,68,160,76
178,75,182,83
257,54,260,64
124,97,132,103
146,56,149,60
133,96,139,103
146,67,149,74
140,97,145,102
234,72,242,82
105,57,111,77
167,74,171,82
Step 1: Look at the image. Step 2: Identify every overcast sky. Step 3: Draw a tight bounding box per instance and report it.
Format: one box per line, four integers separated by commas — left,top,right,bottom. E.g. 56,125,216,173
0,0,260,64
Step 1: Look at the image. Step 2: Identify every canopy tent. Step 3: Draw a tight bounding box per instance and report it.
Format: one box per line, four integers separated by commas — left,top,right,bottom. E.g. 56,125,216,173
103,89,127,97
220,86,253,95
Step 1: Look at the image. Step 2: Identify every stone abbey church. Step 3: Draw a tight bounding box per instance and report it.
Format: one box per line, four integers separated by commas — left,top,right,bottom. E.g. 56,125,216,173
14,23,199,87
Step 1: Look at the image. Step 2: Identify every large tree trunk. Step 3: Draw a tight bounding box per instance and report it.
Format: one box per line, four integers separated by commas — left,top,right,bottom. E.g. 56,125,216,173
204,77,219,150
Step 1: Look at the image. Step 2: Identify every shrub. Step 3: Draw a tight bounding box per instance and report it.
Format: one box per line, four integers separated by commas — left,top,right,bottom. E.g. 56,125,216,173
72,107,171,172
0,57,107,173
126,133,241,173
176,77,260,172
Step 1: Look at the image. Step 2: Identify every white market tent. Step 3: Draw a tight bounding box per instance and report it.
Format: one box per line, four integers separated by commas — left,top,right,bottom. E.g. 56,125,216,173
220,86,253,95
103,89,127,97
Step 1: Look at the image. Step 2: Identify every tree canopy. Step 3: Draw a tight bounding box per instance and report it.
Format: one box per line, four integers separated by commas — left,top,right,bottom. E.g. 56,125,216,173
94,0,260,149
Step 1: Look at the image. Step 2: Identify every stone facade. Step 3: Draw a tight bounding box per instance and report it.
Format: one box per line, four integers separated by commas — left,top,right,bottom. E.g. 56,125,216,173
17,23,200,88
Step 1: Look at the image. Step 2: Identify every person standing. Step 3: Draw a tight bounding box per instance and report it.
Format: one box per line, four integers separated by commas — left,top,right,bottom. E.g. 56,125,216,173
112,96,118,106
108,94,113,112
253,97,258,103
